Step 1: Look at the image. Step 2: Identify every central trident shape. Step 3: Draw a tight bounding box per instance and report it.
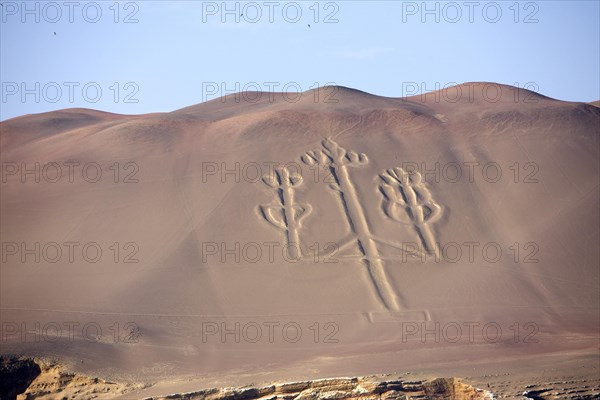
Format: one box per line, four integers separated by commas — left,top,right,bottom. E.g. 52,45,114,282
302,138,401,311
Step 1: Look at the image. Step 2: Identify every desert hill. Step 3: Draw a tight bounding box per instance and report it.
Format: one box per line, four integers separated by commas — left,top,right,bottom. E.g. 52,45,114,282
1,83,598,397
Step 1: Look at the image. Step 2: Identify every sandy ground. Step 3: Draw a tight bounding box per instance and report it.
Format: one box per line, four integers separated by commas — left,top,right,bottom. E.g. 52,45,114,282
1,83,598,398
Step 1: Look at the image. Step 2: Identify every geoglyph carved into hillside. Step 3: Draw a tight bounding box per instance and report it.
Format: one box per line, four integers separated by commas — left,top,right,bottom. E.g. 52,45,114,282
380,167,442,256
258,138,443,311
260,166,311,257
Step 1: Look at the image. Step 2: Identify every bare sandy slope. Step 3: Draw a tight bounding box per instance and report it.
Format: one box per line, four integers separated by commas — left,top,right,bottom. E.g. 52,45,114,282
1,83,598,396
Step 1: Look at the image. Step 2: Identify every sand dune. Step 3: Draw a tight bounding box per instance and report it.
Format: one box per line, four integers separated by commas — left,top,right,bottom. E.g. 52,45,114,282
1,83,598,398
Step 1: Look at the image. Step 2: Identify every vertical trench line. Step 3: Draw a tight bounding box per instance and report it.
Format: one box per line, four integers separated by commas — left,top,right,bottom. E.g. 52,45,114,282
281,170,301,255
363,258,400,311
408,181,439,256
400,175,437,257
332,160,402,311
419,224,438,257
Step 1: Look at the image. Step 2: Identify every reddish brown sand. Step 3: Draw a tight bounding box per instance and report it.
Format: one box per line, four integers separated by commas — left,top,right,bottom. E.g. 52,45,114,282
1,83,598,398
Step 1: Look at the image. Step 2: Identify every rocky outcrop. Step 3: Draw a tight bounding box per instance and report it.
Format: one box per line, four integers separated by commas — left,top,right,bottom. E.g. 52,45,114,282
0,356,41,400
8,359,142,400
0,357,496,400
146,376,494,400
4,357,599,400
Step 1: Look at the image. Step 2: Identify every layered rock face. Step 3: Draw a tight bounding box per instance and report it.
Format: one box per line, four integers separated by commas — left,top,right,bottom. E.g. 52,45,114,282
2,357,494,400
142,376,493,400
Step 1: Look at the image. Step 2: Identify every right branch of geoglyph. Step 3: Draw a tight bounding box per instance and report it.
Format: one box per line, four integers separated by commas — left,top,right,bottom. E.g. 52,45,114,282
380,167,442,255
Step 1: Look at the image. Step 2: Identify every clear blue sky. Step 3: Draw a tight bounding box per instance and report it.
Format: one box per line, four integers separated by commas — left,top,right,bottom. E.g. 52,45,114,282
1,0,599,120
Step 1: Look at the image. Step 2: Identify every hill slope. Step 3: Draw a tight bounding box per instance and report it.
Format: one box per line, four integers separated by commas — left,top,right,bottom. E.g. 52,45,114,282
1,83,598,395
